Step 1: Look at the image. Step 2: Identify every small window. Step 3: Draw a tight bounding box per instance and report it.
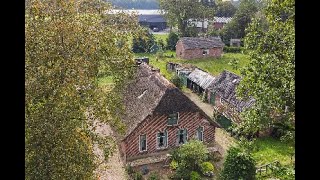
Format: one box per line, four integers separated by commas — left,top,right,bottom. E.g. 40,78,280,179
168,112,179,126
177,129,187,145
196,126,204,141
157,131,168,149
203,49,209,55
139,134,147,152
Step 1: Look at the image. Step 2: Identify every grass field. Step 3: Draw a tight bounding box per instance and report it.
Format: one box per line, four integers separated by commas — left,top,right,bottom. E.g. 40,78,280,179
154,34,168,45
252,137,295,167
135,50,250,80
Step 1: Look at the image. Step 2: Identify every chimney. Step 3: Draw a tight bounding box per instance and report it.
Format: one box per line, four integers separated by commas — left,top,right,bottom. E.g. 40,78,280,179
151,67,160,73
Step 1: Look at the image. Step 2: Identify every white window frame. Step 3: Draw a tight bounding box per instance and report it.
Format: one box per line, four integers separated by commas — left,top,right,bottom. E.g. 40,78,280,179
177,128,188,145
156,131,168,150
196,126,204,142
203,49,209,55
167,112,179,126
139,134,147,152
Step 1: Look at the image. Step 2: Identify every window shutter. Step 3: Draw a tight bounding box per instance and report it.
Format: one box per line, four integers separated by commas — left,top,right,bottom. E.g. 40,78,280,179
164,130,167,147
176,129,179,145
157,133,160,148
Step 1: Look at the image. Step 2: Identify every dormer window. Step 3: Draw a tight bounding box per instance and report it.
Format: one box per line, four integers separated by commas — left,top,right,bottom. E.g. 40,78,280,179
167,112,179,126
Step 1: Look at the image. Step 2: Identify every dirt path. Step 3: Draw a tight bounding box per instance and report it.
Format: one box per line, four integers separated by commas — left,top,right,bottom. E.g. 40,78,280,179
87,116,128,180
182,89,236,157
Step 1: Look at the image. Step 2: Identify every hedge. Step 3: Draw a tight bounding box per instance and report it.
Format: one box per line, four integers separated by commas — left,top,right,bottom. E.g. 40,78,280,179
223,46,245,53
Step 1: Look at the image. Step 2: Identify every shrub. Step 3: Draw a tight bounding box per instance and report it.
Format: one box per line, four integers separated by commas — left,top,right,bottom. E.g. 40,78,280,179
132,29,156,53
223,46,244,53
201,91,207,102
170,74,183,89
170,140,209,179
157,39,166,50
190,171,201,180
125,164,134,174
200,162,214,175
272,164,295,180
220,147,256,180
148,172,160,180
170,160,178,170
166,32,179,50
133,172,143,180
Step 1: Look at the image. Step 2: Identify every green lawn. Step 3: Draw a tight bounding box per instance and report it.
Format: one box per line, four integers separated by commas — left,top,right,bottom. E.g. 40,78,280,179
252,137,295,167
97,76,113,86
135,51,249,80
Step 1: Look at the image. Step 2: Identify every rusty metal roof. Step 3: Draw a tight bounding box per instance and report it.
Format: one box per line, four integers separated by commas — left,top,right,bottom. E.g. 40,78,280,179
187,68,216,89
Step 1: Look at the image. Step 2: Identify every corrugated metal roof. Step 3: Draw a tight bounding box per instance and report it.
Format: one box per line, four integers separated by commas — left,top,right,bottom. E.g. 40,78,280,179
213,17,232,23
187,69,216,89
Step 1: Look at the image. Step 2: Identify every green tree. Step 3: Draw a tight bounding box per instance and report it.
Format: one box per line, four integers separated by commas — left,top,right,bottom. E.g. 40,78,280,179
221,0,258,45
215,1,237,17
25,0,141,179
159,0,215,36
166,32,179,50
237,0,295,143
220,147,256,180
171,140,209,179
132,28,156,53
170,74,184,89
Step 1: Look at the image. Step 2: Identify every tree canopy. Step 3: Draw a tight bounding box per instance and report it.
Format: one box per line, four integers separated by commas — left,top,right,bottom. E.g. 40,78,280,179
25,0,141,179
220,0,258,45
159,0,215,37
237,0,295,142
106,0,159,9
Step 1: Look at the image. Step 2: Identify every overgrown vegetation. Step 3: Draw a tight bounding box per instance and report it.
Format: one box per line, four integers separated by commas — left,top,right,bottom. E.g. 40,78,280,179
170,140,214,179
220,146,256,180
170,74,184,89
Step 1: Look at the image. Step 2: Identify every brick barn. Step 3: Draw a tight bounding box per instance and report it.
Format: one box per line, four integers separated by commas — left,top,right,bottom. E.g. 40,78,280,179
176,37,225,60
120,63,220,161
212,17,232,30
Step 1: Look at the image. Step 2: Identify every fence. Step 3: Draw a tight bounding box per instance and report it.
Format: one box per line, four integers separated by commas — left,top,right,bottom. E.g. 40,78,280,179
256,160,280,176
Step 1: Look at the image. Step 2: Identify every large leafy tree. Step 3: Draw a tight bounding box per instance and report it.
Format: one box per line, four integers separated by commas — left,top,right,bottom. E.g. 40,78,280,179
220,0,258,45
25,0,141,179
159,0,215,36
214,0,237,17
237,0,295,142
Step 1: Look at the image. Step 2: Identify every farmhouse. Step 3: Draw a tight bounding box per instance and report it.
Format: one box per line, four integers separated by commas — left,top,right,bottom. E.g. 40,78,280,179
120,63,219,161
206,70,255,123
176,37,224,59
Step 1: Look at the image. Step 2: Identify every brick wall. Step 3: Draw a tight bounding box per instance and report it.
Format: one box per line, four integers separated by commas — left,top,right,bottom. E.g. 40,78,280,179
123,111,216,158
213,22,224,30
176,41,223,59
